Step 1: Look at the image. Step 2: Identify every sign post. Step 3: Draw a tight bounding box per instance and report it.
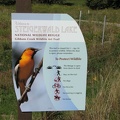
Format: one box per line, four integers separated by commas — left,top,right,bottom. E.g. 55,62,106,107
16,0,32,13
16,0,32,120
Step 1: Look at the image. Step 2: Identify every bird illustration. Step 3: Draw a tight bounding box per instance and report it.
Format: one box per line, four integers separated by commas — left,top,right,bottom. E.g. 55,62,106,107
14,47,40,103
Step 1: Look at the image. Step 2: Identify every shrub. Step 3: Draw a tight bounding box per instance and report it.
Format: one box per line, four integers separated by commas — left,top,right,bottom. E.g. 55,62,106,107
0,0,16,5
32,0,64,4
86,0,120,9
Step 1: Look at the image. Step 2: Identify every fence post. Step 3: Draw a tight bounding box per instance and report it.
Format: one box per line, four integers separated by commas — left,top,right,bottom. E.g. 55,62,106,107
102,15,106,45
16,0,32,120
79,11,82,27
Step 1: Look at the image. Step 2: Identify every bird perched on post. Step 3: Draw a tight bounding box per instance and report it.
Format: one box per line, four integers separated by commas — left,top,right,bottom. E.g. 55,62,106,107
14,47,40,103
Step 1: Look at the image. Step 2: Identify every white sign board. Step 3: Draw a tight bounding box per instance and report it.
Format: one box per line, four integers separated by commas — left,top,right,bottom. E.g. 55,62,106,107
12,13,87,112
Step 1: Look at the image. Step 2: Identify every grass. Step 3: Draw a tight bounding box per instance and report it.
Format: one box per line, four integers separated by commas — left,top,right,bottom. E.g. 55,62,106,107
0,0,120,119
85,62,120,120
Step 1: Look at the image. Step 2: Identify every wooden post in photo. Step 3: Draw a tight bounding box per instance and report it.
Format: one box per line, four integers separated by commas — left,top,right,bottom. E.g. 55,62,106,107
18,104,32,120
16,0,32,120
16,0,32,13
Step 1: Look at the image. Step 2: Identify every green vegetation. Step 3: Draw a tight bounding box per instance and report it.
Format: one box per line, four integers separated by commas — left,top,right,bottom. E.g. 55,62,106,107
0,0,15,5
32,0,64,4
86,0,120,9
0,0,120,119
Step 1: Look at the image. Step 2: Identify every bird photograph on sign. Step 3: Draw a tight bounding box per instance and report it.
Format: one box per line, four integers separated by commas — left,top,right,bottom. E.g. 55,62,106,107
14,47,41,104
12,42,46,109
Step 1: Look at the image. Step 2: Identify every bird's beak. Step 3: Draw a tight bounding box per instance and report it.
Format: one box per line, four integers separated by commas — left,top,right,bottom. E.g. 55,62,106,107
35,48,41,52
37,49,42,51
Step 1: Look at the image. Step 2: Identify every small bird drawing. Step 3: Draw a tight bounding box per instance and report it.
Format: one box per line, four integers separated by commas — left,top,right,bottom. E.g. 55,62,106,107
14,47,40,103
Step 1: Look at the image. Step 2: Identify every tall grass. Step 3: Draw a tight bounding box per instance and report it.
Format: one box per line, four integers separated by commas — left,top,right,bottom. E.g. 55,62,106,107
78,60,120,120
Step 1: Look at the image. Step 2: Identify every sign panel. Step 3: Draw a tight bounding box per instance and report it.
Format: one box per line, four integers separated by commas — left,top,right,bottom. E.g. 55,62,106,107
12,13,87,112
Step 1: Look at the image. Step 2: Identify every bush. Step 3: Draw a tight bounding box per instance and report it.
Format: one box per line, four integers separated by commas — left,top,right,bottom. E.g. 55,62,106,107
86,0,120,9
108,0,120,8
86,0,108,9
32,0,64,4
0,0,16,5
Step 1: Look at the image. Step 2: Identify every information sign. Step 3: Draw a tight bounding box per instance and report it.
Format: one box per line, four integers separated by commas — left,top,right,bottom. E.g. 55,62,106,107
12,13,87,111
